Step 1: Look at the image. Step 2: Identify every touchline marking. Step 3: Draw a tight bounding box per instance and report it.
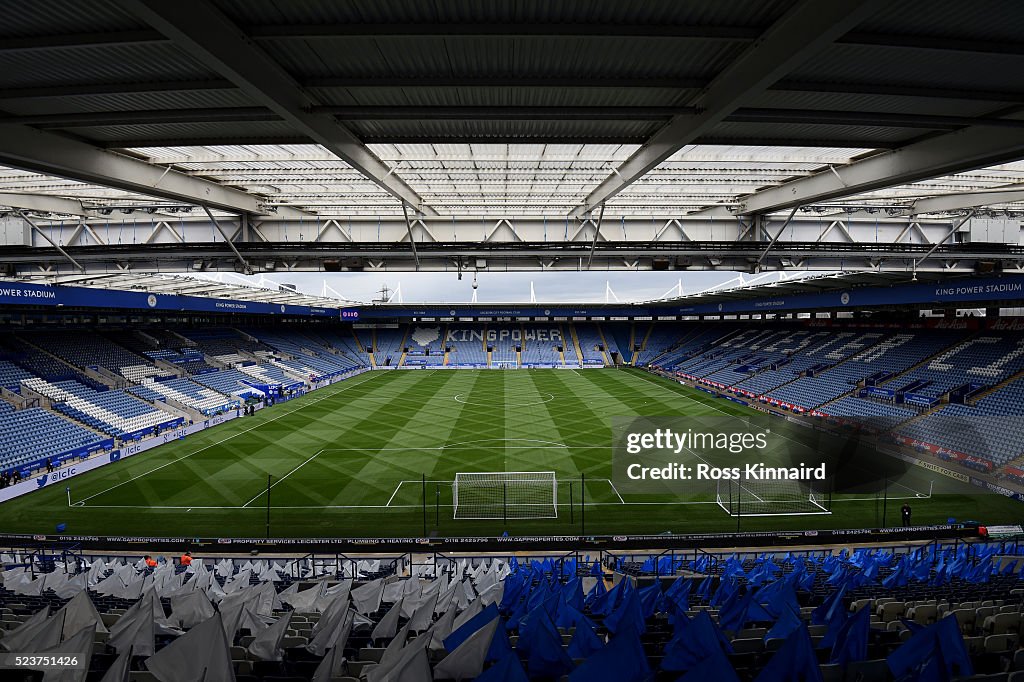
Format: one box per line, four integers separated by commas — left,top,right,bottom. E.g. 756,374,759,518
242,449,324,508
68,500,726,510
73,372,381,506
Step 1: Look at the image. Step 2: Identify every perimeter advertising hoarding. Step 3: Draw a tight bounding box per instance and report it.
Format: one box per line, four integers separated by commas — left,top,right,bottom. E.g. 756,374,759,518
0,523,976,555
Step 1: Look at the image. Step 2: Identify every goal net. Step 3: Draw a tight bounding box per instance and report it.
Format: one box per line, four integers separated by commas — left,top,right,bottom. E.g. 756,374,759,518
716,477,831,517
453,471,557,519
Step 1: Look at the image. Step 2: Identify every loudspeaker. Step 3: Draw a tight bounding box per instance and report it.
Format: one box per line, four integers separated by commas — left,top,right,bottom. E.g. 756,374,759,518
323,260,341,272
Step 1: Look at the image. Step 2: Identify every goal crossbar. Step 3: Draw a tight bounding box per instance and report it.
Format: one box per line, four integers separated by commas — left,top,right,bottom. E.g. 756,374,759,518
715,478,832,517
453,471,557,519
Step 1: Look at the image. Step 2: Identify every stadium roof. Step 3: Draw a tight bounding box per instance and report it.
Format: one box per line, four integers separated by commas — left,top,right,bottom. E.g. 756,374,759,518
5,269,999,313
644,270,961,307
1,0,1024,220
6,272,355,307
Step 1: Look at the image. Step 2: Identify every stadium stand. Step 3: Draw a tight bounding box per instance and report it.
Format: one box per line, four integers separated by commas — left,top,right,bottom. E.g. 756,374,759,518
236,364,304,391
762,330,955,410
371,328,406,368
0,403,111,472
575,323,610,366
488,325,519,368
144,347,217,376
0,360,33,391
634,321,1024,471
315,329,371,368
191,368,268,400
0,541,1020,681
889,332,1024,402
818,395,920,430
1,338,105,389
604,324,634,366
896,375,1024,469
20,378,179,439
634,322,689,366
23,333,168,384
179,329,270,368
443,326,489,367
520,325,569,367
646,325,734,371
141,377,240,416
349,328,375,363
403,324,447,367
560,324,581,368
254,330,363,378
727,331,842,396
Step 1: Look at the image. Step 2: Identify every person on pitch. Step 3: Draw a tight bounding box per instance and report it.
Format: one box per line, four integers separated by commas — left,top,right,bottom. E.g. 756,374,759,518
901,503,912,527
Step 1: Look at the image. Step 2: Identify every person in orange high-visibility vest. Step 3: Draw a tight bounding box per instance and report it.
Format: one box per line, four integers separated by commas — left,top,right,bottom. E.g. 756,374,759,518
144,555,157,568
180,552,193,567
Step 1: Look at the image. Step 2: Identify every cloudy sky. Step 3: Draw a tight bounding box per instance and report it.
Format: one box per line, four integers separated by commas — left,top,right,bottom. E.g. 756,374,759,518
214,270,762,304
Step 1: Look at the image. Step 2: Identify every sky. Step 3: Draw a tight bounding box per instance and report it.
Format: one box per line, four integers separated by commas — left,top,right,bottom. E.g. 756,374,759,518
209,270,767,304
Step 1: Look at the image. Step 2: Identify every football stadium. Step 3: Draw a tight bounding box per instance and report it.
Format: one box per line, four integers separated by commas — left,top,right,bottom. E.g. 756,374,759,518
1,1,1024,680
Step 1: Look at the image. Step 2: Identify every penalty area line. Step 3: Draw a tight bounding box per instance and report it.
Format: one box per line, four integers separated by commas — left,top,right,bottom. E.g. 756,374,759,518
386,479,454,507
604,478,625,504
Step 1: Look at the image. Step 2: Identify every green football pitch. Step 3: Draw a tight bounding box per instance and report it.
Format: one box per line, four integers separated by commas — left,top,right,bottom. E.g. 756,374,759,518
0,368,1018,539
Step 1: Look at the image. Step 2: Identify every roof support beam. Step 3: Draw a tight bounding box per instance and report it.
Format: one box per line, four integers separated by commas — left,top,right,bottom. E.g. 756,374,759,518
0,79,235,100
401,202,420,271
757,206,799,266
17,210,85,272
8,108,277,128
915,212,975,269
6,77,1019,106
586,205,606,271
0,30,165,52
733,126,1024,216
311,105,696,121
119,0,435,216
0,192,103,219
569,0,882,218
97,134,895,150
908,184,1024,215
0,123,306,218
11,105,1022,129
202,206,251,275
2,24,1021,58
249,24,1024,57
247,23,762,40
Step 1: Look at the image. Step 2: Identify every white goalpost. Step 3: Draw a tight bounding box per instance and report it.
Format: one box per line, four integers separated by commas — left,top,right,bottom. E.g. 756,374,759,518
452,471,558,519
715,478,831,517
